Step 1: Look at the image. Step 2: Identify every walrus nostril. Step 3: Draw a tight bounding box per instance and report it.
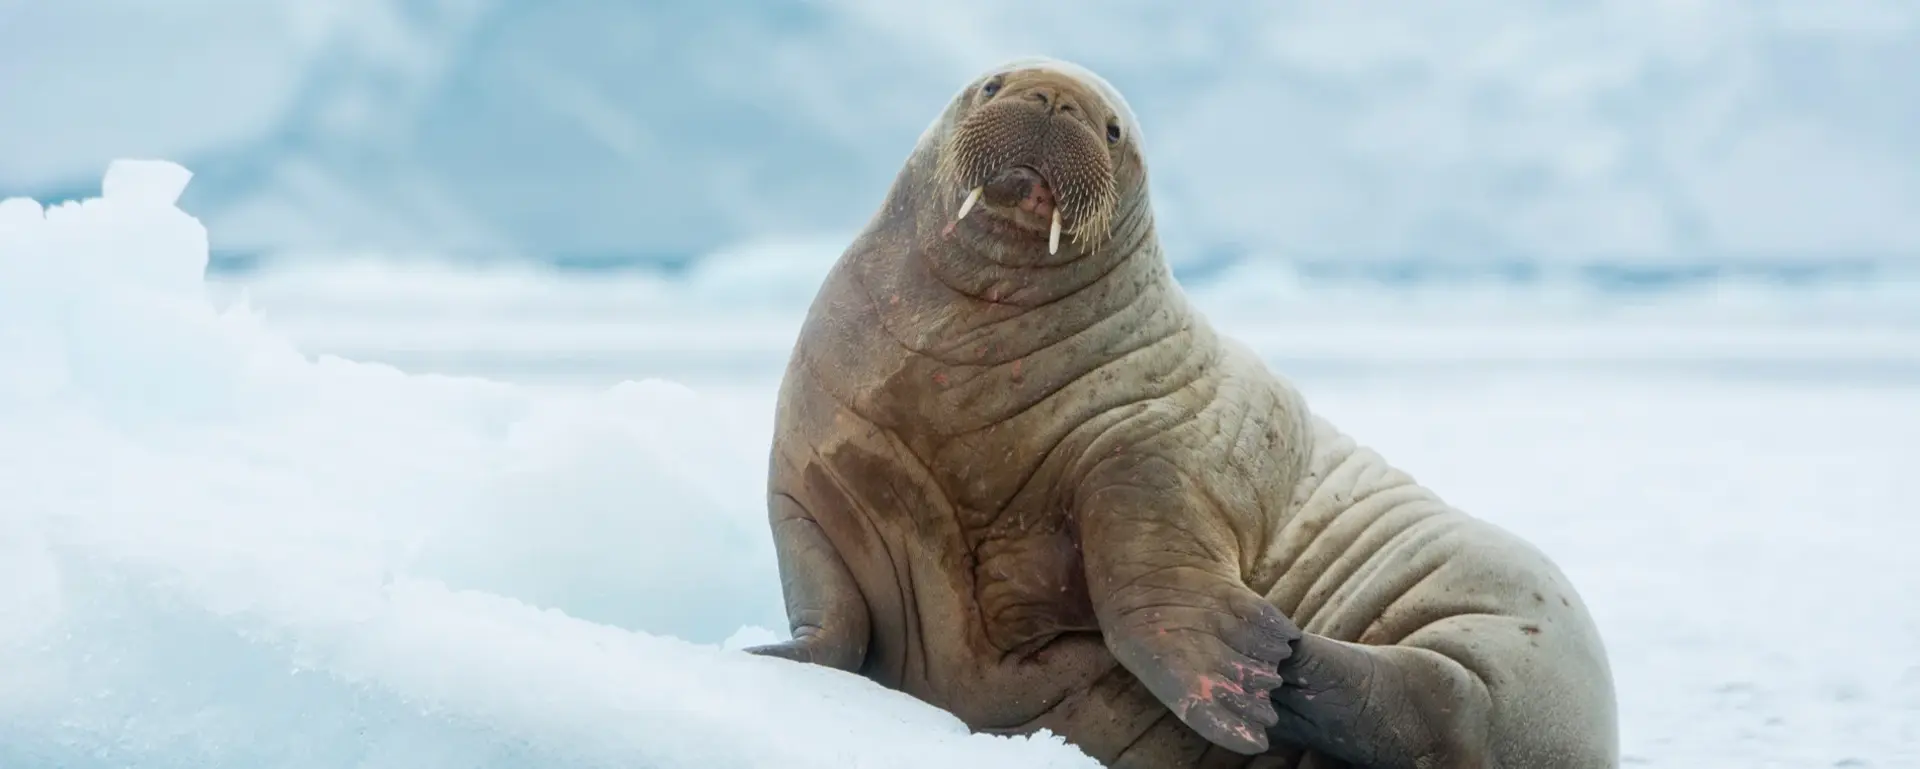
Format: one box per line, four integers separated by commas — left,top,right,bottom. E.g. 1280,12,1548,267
1029,89,1052,107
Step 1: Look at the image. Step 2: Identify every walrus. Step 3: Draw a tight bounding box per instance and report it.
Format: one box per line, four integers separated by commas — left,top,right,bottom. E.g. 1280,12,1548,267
744,56,1620,768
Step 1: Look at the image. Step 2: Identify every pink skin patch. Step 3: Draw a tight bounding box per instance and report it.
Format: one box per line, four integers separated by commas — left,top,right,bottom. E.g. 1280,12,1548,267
1227,659,1274,685
1018,179,1056,217
1194,674,1247,698
1223,721,1263,746
1176,682,1265,747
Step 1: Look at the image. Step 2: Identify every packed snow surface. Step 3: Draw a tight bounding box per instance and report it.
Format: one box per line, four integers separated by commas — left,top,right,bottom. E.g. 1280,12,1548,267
0,162,1099,768
3,163,1918,767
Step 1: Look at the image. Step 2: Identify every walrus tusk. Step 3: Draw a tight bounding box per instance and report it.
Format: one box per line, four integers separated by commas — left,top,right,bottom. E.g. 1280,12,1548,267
1049,209,1062,254
957,187,982,221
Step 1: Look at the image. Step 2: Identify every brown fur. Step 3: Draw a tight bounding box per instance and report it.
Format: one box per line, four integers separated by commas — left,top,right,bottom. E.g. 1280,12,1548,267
746,58,1620,769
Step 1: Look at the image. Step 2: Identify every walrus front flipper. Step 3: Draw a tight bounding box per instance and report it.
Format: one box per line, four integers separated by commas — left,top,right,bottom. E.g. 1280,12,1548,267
1076,454,1303,756
743,493,870,672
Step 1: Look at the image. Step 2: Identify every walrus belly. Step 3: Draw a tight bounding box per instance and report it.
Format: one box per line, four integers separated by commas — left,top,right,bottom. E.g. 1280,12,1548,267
770,377,1129,732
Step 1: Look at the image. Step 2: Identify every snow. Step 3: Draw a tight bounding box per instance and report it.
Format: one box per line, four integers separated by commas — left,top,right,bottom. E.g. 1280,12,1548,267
0,163,1099,768
4,162,1919,766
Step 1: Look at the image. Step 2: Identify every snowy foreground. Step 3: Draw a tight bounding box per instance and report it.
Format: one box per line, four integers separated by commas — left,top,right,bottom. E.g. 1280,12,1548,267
3,164,1918,767
0,162,1098,768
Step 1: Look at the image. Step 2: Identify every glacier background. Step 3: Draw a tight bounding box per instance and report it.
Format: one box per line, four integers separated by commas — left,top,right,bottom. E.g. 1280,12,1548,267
6,0,1920,283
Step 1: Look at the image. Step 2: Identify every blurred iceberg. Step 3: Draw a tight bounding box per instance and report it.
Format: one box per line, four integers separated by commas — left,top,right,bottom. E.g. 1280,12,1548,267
4,0,1920,274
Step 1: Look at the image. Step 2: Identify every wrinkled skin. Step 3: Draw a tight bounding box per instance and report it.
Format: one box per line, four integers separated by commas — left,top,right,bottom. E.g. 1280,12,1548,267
746,58,1620,769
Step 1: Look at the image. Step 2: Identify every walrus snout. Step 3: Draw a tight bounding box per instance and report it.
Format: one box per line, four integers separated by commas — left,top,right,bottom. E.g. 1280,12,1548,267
983,165,1056,218
936,70,1124,255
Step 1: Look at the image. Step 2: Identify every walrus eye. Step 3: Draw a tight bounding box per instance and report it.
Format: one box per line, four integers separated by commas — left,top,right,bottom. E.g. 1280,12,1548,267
981,78,1002,98
1106,120,1122,144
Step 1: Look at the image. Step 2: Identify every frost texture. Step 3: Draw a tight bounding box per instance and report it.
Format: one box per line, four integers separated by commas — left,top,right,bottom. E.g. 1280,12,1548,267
0,163,1099,769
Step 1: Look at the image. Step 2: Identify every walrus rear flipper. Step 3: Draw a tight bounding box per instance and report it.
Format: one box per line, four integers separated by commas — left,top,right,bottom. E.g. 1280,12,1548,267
744,493,871,672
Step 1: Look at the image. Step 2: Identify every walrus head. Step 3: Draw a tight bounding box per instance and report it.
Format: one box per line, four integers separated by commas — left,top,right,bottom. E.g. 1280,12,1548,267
927,58,1148,265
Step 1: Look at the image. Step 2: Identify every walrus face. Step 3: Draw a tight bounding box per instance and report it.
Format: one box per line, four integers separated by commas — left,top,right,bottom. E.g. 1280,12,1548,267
934,64,1137,259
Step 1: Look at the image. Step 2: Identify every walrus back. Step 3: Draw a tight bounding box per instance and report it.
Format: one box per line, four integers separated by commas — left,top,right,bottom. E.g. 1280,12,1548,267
1248,410,1618,767
1251,415,1600,642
